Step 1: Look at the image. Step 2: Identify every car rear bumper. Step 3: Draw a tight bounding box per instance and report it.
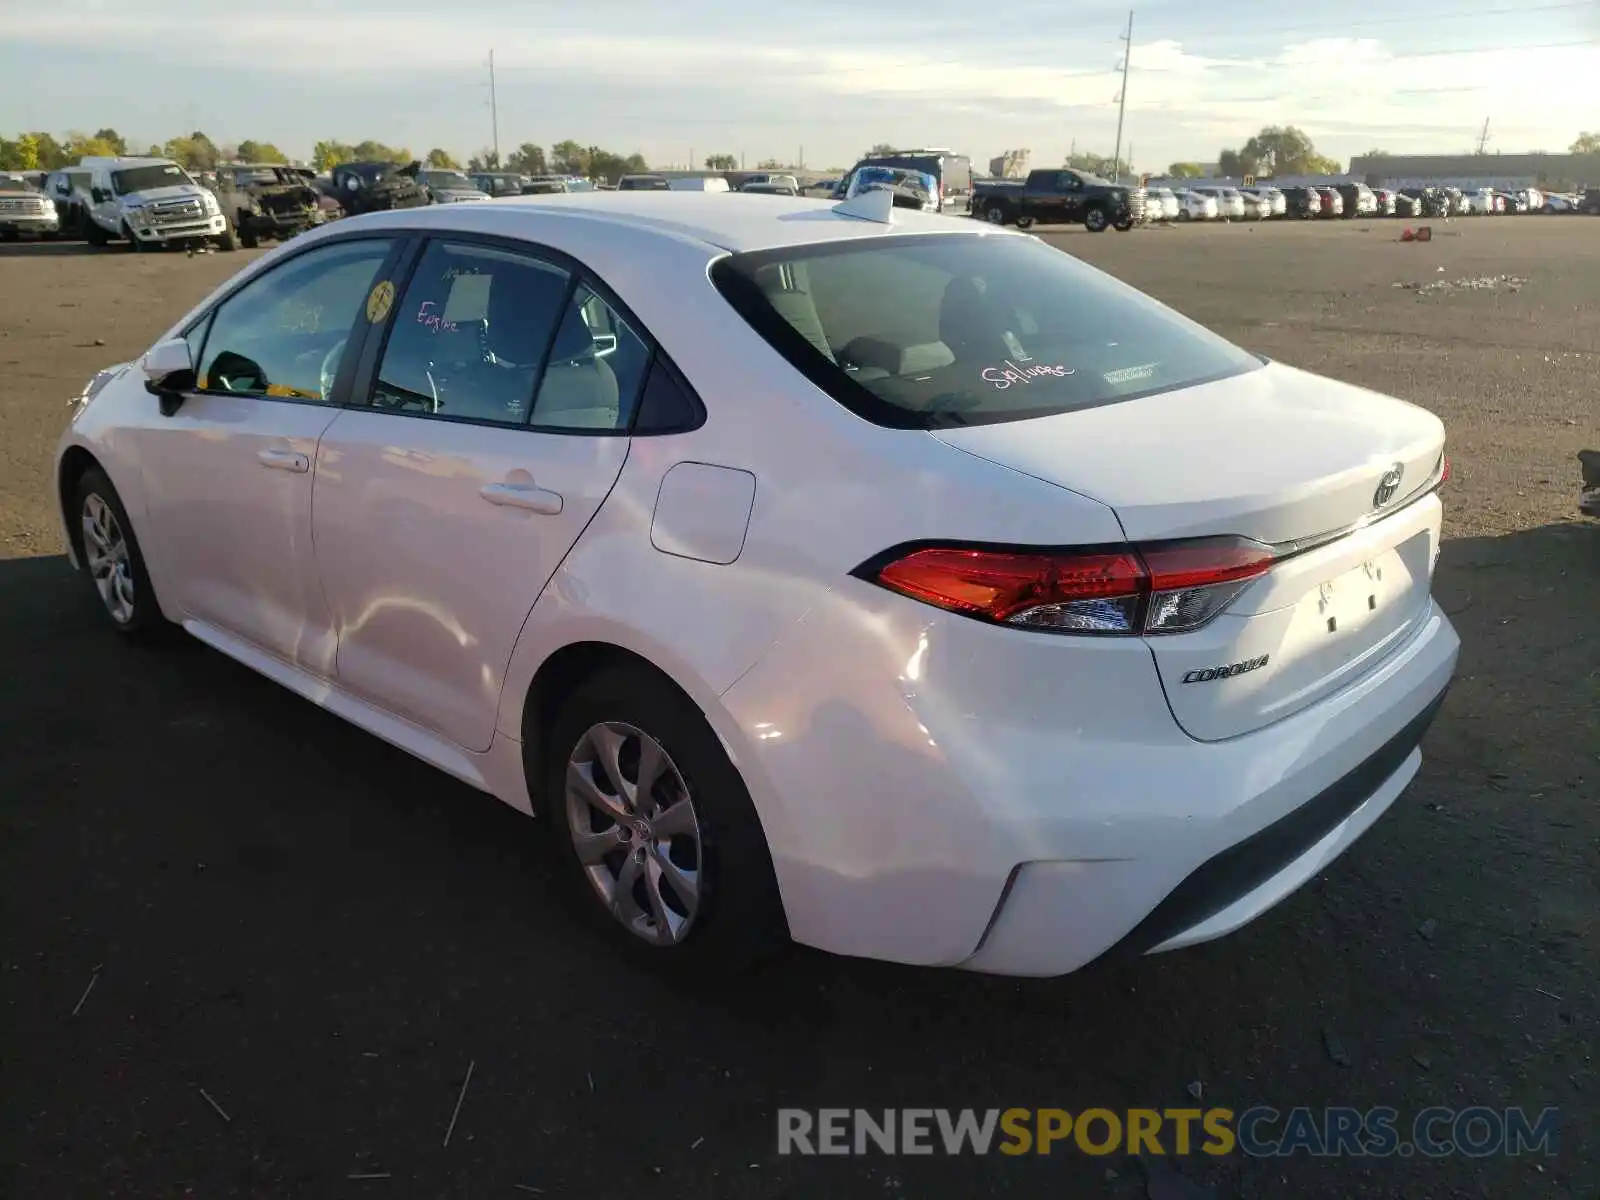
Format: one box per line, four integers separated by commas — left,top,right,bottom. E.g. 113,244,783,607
720,575,1460,975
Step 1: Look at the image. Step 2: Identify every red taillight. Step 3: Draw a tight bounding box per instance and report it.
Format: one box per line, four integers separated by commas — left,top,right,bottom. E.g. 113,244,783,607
861,537,1275,636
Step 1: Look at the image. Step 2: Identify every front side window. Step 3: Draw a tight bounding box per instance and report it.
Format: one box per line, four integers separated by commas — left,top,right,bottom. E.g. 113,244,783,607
710,233,1263,430
369,240,572,425
197,238,395,401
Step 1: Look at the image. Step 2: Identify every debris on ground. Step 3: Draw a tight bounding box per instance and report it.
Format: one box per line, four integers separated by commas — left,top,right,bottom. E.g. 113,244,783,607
1392,274,1528,296
1418,918,1438,941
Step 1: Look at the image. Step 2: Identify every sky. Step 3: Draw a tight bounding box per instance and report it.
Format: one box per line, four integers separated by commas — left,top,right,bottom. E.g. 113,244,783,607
1,0,1596,171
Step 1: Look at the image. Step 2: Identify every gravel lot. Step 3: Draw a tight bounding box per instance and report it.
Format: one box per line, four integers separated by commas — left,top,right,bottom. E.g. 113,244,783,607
1,218,1595,1199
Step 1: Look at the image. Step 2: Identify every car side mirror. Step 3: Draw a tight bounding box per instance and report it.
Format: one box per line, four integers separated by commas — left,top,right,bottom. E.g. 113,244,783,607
141,338,197,416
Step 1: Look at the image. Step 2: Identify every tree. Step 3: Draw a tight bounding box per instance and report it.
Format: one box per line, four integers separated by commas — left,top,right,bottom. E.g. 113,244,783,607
1065,151,1118,178
94,128,128,155
163,130,219,170
0,134,41,170
1572,132,1600,154
1218,125,1337,177
64,132,120,160
705,153,737,171
550,140,589,176
1360,148,1390,159
351,140,410,163
144,145,162,158
465,148,498,171
236,140,289,164
756,157,785,169
312,140,353,171
865,143,895,157
1217,147,1259,178
426,148,461,168
1166,161,1203,178
506,143,547,174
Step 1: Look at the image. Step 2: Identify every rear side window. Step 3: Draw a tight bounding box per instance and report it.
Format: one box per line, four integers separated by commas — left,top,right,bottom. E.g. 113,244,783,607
709,233,1262,429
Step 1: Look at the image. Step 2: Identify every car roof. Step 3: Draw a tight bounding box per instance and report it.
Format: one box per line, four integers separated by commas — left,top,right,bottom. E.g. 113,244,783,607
343,190,1000,253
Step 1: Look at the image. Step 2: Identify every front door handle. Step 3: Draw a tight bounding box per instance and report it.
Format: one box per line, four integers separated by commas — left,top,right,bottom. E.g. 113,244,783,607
258,447,311,473
479,481,564,515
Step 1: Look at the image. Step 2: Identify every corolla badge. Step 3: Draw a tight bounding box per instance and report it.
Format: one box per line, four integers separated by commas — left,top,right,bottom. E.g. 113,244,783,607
1373,463,1405,508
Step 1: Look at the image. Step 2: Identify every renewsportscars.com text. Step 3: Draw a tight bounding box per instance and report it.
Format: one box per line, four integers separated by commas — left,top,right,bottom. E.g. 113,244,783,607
777,1106,1559,1158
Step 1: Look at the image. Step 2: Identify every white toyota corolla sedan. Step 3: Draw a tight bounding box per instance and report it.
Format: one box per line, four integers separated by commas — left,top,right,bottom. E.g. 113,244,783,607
54,189,1460,975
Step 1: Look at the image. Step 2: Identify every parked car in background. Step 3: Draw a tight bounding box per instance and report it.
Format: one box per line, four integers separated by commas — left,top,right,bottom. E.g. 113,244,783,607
79,156,234,251
1147,188,1181,221
42,167,93,236
0,171,59,241
1334,183,1377,218
1239,186,1285,218
1197,187,1247,221
1313,187,1344,218
471,172,533,197
741,181,801,196
331,161,429,216
1372,189,1399,216
419,169,490,204
841,150,972,213
971,167,1145,232
1238,191,1272,220
668,176,733,193
618,174,671,191
1579,188,1600,214
209,163,325,248
54,191,1459,976
1542,191,1580,213
1171,189,1219,222
1278,186,1323,219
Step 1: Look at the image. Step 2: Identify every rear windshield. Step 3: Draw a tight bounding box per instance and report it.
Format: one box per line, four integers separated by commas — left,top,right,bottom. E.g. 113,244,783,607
710,233,1262,429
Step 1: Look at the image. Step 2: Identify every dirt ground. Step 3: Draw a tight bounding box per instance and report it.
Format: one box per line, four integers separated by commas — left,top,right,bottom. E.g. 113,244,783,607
1,219,1595,1199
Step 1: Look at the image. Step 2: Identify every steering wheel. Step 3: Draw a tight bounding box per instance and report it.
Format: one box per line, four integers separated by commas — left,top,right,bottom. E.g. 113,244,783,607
318,337,347,400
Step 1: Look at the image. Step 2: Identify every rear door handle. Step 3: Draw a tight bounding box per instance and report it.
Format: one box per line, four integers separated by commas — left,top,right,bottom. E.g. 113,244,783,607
257,448,310,473
479,481,564,515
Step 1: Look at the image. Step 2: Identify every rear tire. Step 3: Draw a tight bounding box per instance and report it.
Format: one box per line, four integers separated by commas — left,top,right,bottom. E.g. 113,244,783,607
239,223,260,249
85,221,108,247
540,664,788,972
1177,208,1191,222
1014,215,1035,230
984,204,1007,225
71,466,165,638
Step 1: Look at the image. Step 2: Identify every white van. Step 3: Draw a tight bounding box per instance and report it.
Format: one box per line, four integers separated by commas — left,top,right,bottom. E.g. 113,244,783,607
666,175,731,193
79,156,235,251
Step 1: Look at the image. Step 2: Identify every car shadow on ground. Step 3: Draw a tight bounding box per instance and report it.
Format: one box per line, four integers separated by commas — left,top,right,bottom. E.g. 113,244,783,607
0,520,1593,1198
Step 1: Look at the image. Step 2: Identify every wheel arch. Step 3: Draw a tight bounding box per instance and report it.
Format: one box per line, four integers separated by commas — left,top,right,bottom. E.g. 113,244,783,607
56,444,105,567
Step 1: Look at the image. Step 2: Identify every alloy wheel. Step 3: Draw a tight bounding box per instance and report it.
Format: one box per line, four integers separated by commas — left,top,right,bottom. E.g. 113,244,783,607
81,493,135,624
565,722,704,946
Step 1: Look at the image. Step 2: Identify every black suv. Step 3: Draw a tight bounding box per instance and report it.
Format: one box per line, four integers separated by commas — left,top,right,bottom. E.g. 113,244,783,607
330,161,429,216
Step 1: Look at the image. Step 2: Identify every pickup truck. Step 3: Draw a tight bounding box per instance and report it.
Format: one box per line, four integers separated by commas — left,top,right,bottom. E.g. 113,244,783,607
969,168,1145,233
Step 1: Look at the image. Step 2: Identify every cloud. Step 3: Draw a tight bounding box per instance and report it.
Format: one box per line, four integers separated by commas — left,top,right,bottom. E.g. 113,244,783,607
4,5,1593,164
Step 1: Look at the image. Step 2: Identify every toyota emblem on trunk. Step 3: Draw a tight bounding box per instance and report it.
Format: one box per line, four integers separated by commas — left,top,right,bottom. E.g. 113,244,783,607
1373,463,1405,508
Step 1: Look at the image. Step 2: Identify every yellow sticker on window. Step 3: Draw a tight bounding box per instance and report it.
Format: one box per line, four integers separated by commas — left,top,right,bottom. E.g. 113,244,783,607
365,279,395,324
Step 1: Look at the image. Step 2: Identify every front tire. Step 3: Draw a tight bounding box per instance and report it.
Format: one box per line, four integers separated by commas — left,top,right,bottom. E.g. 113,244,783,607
85,220,108,247
122,222,143,251
1113,216,1134,231
239,222,260,250
215,219,238,252
541,665,787,971
1084,206,1109,232
72,466,164,637
984,204,1007,225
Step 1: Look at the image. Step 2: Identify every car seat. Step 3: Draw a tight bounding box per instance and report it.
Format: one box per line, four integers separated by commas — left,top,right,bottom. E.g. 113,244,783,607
532,305,621,429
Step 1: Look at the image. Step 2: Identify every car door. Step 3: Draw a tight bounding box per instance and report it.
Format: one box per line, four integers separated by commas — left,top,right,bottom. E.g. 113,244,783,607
311,236,652,751
133,234,403,674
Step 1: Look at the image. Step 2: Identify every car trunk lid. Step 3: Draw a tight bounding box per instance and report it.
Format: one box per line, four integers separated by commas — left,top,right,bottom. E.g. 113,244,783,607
932,361,1447,740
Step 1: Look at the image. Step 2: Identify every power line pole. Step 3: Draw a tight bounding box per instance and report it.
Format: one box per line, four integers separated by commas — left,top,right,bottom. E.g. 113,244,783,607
1475,117,1490,155
1112,10,1133,181
489,49,500,165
